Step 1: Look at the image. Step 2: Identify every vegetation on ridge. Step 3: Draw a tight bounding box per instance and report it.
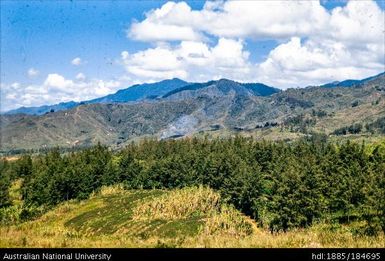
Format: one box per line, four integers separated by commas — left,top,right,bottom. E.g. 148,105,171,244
1,137,384,244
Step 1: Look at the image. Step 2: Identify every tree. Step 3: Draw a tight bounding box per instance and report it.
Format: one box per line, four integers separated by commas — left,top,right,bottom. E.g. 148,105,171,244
0,160,11,208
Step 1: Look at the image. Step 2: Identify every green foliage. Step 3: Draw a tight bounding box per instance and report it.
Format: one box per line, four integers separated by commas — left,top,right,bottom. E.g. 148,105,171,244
311,109,328,118
0,204,46,225
0,168,11,208
16,155,33,177
284,114,317,133
22,144,113,206
0,159,16,208
9,137,385,233
333,123,363,135
366,117,385,134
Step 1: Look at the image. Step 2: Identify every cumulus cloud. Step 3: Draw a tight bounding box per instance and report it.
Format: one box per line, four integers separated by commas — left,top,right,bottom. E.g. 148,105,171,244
257,37,384,87
129,1,383,44
129,21,202,42
44,73,75,92
126,0,384,88
71,57,83,66
327,0,383,44
121,38,253,82
1,74,123,112
27,68,39,77
129,2,203,42
129,1,330,42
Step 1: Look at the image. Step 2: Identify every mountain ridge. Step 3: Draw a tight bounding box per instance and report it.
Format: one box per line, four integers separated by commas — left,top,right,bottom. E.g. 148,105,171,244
162,79,280,99
320,72,385,88
4,78,189,115
1,72,384,152
4,78,278,116
5,73,383,116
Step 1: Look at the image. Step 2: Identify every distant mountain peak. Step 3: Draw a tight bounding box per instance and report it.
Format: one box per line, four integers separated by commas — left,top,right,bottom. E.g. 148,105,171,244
162,79,279,99
320,71,385,88
6,79,190,115
169,77,186,82
216,78,236,83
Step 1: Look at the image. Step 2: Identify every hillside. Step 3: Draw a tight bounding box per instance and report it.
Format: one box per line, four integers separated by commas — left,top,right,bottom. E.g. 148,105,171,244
1,73,384,152
1,186,383,248
0,186,256,247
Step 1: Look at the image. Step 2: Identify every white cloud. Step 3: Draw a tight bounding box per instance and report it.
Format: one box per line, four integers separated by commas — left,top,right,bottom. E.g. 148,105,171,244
71,57,83,66
128,1,330,42
95,79,121,96
121,38,253,82
126,0,384,88
129,21,202,42
121,47,187,80
327,0,383,44
129,2,203,42
257,37,384,88
27,68,39,77
129,1,383,44
1,74,124,112
44,73,74,91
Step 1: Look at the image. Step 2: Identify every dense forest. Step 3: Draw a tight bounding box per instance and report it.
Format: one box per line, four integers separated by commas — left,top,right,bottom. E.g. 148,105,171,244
0,137,384,235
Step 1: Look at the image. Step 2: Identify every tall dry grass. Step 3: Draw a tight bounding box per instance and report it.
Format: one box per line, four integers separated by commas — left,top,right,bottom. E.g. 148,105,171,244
132,186,220,220
203,205,256,237
90,183,127,198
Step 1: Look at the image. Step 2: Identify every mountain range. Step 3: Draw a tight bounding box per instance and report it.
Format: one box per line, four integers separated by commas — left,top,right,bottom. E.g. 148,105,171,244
6,73,382,116
1,72,384,152
4,78,191,115
4,78,280,116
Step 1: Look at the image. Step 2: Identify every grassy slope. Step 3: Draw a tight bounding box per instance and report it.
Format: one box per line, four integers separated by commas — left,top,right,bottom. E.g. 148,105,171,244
0,186,384,248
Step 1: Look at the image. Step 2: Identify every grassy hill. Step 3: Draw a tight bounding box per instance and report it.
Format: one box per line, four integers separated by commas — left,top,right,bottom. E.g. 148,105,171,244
0,186,383,248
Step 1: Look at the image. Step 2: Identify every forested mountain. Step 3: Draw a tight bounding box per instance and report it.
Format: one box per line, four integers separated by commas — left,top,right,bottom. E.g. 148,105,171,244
4,78,190,115
1,72,384,152
5,101,79,116
87,78,189,104
162,79,279,99
4,78,280,116
320,72,385,88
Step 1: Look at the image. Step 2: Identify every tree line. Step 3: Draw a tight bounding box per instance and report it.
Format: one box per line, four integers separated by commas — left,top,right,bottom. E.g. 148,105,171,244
0,137,384,234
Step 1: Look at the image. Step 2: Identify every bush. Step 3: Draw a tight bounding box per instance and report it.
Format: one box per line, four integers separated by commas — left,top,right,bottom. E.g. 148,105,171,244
0,204,46,225
9,138,385,233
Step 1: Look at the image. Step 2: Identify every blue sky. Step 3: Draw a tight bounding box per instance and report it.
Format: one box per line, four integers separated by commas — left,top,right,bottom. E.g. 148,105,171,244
1,0,384,111
1,1,208,84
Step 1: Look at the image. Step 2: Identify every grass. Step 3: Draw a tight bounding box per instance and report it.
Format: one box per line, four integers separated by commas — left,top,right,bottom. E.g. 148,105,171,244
132,186,220,220
0,185,384,248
